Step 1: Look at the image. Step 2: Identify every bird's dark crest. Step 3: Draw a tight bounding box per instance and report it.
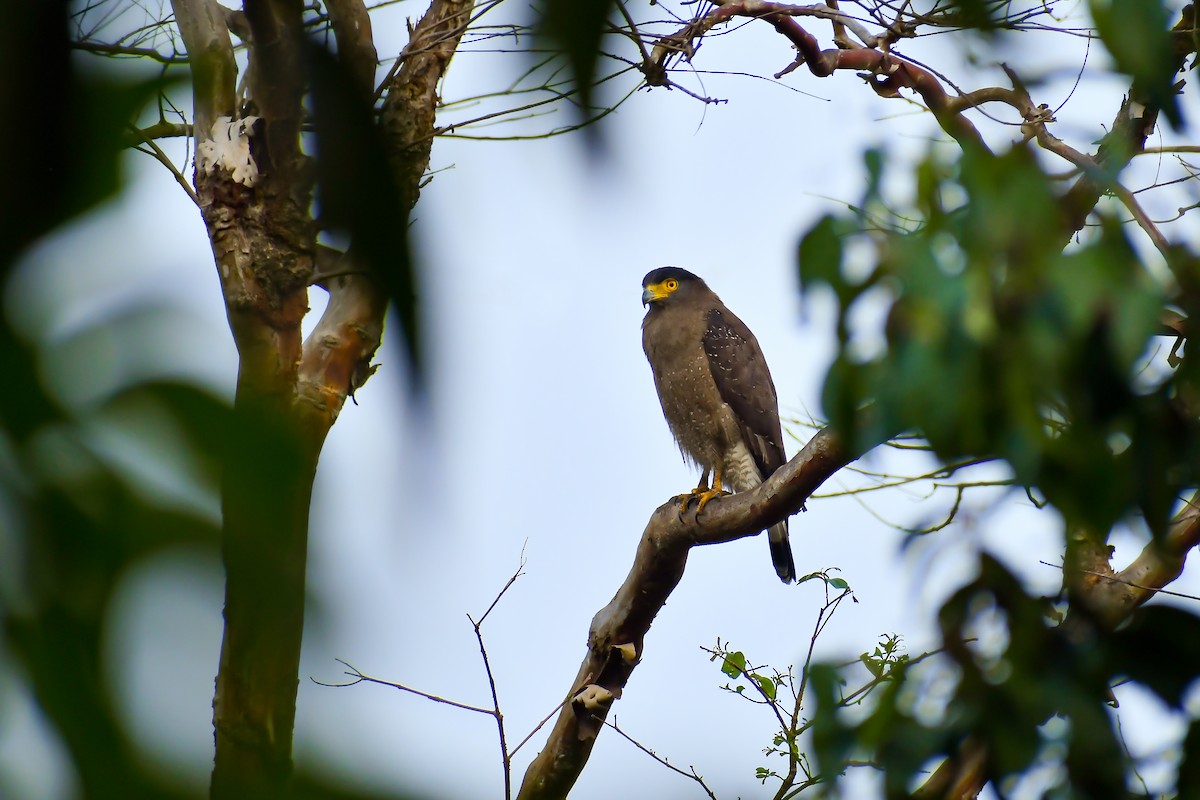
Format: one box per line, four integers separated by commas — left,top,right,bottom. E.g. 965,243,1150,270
642,266,704,287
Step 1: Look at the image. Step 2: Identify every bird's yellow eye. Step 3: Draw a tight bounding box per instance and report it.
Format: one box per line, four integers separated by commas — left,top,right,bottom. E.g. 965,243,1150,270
665,279,679,291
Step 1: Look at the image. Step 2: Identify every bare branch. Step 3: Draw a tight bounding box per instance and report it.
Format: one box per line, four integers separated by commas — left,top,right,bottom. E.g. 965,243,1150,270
645,1,991,151
601,718,719,800
71,39,186,63
323,660,497,715
510,696,571,759
467,555,527,800
1026,114,1174,259
1058,4,1197,240
1070,492,1200,629
1040,560,1200,604
122,120,194,146
127,124,200,206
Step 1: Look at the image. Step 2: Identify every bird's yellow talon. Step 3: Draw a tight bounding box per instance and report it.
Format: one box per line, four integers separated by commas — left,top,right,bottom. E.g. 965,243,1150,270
692,488,727,515
671,485,727,519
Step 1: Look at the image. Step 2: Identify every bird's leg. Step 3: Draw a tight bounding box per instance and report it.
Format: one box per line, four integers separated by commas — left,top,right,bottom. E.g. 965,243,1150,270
672,468,711,517
692,465,726,515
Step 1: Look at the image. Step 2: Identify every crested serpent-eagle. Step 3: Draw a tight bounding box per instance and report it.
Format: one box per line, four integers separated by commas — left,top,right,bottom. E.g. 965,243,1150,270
641,267,797,583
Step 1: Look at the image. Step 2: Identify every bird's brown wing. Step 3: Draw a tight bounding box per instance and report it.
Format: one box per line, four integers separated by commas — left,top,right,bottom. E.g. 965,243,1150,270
702,307,786,479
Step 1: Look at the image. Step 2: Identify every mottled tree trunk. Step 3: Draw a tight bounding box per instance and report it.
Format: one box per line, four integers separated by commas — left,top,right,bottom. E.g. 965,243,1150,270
169,0,474,795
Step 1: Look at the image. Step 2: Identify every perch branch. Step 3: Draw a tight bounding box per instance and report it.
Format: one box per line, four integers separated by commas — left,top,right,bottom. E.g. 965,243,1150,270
515,425,856,799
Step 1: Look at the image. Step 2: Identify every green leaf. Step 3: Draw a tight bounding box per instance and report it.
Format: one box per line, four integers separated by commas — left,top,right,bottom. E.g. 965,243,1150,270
753,674,777,701
828,577,849,590
798,214,846,293
720,651,747,679
859,653,883,678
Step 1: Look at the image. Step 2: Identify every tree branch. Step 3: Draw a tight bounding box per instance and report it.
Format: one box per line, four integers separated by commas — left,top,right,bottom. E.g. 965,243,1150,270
1066,491,1200,630
601,718,718,800
645,1,991,152
380,0,475,209
324,0,379,98
122,120,194,146
171,0,236,138
70,39,186,64
243,0,308,184
1058,4,1197,241
515,425,855,800
296,252,386,425
127,124,201,207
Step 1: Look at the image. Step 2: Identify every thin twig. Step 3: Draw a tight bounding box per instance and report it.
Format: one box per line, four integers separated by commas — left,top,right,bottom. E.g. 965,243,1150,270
466,551,527,800
1039,561,1200,604
510,695,571,758
600,717,719,800
475,546,527,626
777,584,853,797
72,38,186,63
317,553,531,800
316,659,495,715
127,124,200,207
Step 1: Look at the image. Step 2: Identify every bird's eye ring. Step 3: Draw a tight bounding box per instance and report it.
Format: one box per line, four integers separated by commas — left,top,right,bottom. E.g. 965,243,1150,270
665,279,679,291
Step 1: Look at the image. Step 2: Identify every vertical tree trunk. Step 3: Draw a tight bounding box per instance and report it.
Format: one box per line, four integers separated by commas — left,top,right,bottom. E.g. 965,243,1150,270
172,0,475,794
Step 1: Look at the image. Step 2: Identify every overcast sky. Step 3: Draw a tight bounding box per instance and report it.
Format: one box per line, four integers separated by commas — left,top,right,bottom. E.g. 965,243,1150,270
5,3,1200,798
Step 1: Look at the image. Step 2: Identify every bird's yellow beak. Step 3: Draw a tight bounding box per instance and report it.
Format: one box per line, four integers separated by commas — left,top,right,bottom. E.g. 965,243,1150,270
641,282,671,306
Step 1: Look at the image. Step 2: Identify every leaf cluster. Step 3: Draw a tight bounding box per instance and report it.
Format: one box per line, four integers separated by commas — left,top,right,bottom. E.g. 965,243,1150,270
801,143,1198,539
810,554,1200,798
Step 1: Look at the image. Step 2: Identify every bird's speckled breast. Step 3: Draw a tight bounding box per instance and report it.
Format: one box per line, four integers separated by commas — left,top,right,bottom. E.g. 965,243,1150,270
642,306,732,470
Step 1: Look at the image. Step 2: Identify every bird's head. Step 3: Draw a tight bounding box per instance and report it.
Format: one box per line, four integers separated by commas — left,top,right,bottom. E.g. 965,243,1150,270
641,267,708,308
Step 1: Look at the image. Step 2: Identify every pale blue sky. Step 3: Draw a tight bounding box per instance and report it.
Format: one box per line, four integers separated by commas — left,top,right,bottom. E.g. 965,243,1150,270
4,3,1200,798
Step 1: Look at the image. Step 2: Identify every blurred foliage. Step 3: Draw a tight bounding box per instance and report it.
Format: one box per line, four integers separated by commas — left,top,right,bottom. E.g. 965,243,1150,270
783,4,1200,793
307,42,422,395
533,0,617,137
1090,0,1183,128
0,5,220,797
800,143,1196,539
0,5,418,800
811,555,1200,798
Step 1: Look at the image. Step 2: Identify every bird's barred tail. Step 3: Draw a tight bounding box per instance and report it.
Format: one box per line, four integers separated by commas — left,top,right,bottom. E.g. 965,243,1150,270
769,521,796,584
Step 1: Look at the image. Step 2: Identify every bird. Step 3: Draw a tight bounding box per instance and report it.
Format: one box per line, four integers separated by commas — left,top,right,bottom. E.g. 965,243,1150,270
641,267,796,583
